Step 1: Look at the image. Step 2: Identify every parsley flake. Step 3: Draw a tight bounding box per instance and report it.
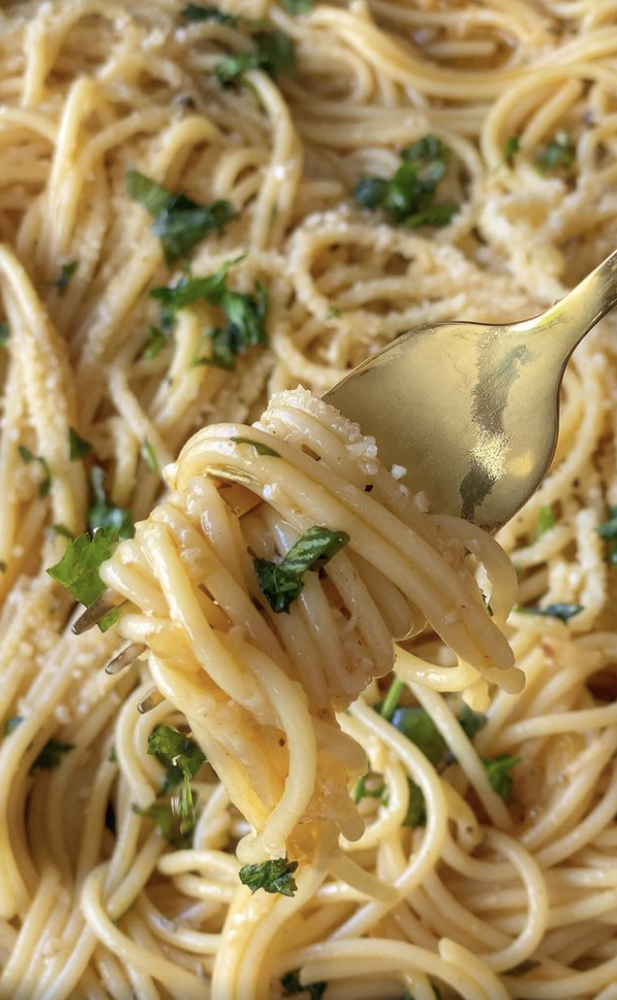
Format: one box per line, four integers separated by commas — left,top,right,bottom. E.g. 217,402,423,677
30,738,74,773
503,135,520,164
280,969,327,998
181,2,240,22
141,325,169,360
458,704,487,741
280,0,314,12
481,754,520,799
132,800,197,848
596,507,617,564
4,716,23,736
536,505,556,538
88,466,134,540
536,131,576,173
402,778,426,827
126,170,235,264
0,322,8,346
354,135,458,228
141,438,159,473
52,261,78,295
239,857,299,896
69,427,92,461
47,527,119,623
231,436,280,457
388,707,447,766
147,724,206,833
19,445,52,498
517,602,583,623
150,259,268,371
254,526,349,613
215,30,296,86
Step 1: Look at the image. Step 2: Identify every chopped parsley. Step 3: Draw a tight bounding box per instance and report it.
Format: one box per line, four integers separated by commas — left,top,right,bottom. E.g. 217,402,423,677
596,507,617,564
141,438,159,473
388,707,447,766
181,2,241,23
150,259,268,371
0,321,8,346
503,135,520,164
215,30,296,86
535,131,576,173
4,716,23,736
352,773,387,805
30,738,75,773
69,427,92,461
141,325,169,360
354,135,458,228
230,436,280,457
88,466,134,540
481,753,520,799
280,969,327,998
516,602,583,623
280,0,314,12
458,704,487,741
47,527,119,630
126,170,235,264
403,778,426,827
19,445,52,499
536,505,556,538
147,724,206,833
254,526,350,613
239,857,299,896
52,261,78,295
132,800,197,848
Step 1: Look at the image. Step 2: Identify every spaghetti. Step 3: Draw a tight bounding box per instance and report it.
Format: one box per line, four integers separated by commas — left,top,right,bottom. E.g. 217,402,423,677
1,1,617,999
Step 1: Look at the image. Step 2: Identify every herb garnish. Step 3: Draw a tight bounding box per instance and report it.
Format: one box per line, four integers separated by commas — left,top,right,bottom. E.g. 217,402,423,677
4,716,23,736
88,466,134,540
19,445,52,499
47,527,119,630
388,707,447,766
458,704,487,741
535,131,576,173
596,507,617,564
280,969,327,998
132,800,197,848
69,427,92,461
254,526,350,613
141,438,159,473
141,325,169,360
239,857,299,896
147,724,206,833
403,778,427,827
516,602,583,623
536,505,555,538
52,261,78,295
181,2,241,23
354,135,458,228
215,30,296,86
231,436,280,457
150,259,268,371
352,772,387,805
503,135,520,164
30,738,75,773
481,754,520,799
0,322,8,346
280,0,314,12
126,170,235,264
